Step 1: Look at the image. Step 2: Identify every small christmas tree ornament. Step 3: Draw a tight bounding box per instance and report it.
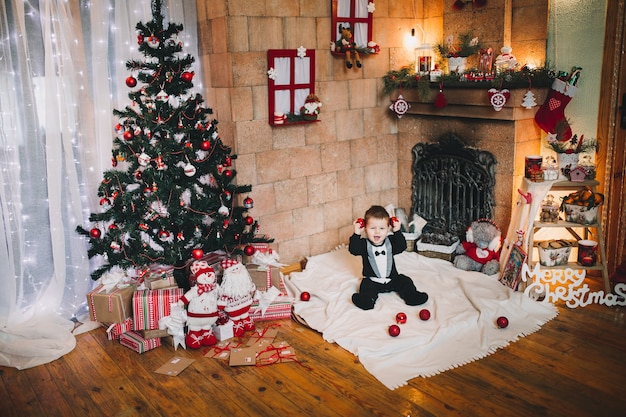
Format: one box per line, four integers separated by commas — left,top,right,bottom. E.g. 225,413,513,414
488,88,510,111
434,82,447,109
218,205,229,216
146,35,160,48
181,71,194,82
138,152,151,166
243,196,254,209
244,245,255,256
522,89,537,109
389,94,410,118
89,228,101,239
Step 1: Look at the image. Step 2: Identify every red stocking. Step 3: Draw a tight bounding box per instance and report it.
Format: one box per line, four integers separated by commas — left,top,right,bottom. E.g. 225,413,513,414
534,79,577,140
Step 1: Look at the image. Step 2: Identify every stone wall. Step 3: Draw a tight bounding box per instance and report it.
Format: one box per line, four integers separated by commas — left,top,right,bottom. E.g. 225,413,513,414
194,0,548,264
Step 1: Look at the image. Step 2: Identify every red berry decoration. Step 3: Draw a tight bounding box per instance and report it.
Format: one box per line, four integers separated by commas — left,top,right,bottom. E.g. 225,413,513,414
181,71,194,82
244,245,255,256
245,216,254,225
496,316,509,329
419,309,431,321
191,248,204,260
122,130,134,140
395,312,407,324
388,324,401,337
125,76,137,87
89,228,101,239
300,291,311,301
200,140,211,151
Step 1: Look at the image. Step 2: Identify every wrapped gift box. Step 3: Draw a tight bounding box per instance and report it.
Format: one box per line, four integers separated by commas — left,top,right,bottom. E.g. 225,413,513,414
133,288,183,331
119,331,161,353
143,264,177,289
246,265,286,294
249,295,292,322
213,321,234,341
104,317,133,341
87,283,136,324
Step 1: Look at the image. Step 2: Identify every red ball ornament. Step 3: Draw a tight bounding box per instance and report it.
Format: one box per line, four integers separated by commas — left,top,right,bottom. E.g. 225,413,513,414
200,140,211,151
125,76,137,87
158,230,170,241
300,291,311,302
388,324,401,337
419,309,431,321
99,197,111,206
122,130,134,140
245,216,254,225
191,248,204,260
223,156,232,167
181,71,194,82
108,224,118,230
356,218,365,227
134,171,142,180
223,169,234,179
496,316,509,329
243,245,255,256
233,233,241,242
89,228,101,239
390,216,399,226
243,197,254,209
395,312,407,324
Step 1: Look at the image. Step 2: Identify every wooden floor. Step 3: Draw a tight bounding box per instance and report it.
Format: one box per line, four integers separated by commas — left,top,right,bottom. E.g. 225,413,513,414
1,278,625,417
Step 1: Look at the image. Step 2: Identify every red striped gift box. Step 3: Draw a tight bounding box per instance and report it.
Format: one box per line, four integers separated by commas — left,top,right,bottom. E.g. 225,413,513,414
119,331,161,353
132,288,183,331
104,317,133,341
249,295,292,321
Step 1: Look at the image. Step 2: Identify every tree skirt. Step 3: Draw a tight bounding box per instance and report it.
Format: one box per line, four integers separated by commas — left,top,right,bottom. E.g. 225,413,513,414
286,247,558,390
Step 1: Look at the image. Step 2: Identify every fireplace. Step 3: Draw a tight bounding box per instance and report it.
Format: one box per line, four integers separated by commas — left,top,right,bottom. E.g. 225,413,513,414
411,133,497,238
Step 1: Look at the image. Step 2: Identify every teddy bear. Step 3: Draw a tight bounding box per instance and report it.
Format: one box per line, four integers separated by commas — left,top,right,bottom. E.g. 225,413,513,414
336,25,361,69
453,219,501,275
217,259,257,337
178,260,220,349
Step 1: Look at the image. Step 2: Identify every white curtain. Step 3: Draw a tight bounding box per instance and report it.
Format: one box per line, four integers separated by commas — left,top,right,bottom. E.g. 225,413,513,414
0,0,199,370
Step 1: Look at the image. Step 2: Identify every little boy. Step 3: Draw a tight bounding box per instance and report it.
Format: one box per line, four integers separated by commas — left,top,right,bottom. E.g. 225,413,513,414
349,205,428,310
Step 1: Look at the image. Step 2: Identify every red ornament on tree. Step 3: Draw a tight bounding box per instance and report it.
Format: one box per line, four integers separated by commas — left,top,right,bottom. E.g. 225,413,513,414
123,130,134,140
191,248,204,259
223,156,232,167
243,197,254,209
244,216,254,225
243,245,255,256
89,228,101,239
125,76,137,87
200,140,211,151
181,71,194,82
223,169,234,180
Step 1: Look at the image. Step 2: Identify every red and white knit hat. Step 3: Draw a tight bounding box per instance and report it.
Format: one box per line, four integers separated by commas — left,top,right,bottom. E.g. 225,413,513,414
220,258,239,271
190,260,215,282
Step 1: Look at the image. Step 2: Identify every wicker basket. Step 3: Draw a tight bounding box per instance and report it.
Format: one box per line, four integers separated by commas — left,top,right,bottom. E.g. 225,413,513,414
416,238,459,261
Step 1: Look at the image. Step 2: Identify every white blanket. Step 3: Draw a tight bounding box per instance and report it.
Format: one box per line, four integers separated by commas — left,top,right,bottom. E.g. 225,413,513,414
286,247,558,390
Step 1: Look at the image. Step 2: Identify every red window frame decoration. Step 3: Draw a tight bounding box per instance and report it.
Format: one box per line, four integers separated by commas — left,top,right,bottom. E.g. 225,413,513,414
331,0,378,61
267,49,317,126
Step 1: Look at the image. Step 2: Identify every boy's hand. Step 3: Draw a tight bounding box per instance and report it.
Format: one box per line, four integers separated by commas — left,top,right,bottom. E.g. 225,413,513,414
390,216,401,232
354,218,365,234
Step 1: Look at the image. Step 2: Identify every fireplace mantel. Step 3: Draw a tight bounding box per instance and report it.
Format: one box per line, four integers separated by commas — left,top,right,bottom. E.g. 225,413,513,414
393,87,548,121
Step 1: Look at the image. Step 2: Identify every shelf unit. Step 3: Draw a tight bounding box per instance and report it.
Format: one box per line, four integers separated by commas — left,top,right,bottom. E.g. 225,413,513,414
525,179,610,293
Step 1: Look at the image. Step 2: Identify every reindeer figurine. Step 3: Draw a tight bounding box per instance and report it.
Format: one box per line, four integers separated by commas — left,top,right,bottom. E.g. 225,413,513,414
337,25,361,69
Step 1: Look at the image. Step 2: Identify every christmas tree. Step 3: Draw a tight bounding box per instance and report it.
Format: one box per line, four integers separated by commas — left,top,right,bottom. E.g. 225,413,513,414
76,0,271,288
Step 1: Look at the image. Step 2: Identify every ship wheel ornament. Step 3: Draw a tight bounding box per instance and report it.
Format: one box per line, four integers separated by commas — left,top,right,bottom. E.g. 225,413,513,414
389,94,410,118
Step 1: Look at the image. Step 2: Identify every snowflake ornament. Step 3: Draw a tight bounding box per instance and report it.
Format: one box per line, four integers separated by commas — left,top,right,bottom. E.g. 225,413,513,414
267,67,278,80
389,94,410,118
297,46,307,58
